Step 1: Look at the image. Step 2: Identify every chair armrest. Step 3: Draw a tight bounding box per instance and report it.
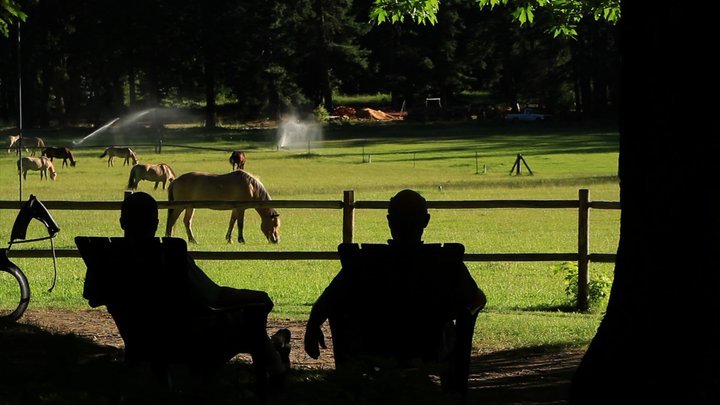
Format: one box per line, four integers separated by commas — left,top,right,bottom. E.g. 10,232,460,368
206,301,270,313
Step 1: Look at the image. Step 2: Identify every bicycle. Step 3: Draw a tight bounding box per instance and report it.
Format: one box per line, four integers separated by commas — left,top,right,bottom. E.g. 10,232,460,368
0,195,60,322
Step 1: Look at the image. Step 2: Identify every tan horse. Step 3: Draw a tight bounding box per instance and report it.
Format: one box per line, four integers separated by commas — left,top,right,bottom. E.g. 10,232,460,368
127,163,176,190
7,134,45,156
17,156,57,181
165,170,280,244
42,147,77,168
99,146,138,167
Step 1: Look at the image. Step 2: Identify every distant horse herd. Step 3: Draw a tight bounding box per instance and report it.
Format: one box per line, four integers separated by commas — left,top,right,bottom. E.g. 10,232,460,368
6,135,272,242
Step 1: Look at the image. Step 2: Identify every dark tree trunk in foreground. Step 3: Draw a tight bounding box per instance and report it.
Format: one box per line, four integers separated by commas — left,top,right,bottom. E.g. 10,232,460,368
571,3,719,403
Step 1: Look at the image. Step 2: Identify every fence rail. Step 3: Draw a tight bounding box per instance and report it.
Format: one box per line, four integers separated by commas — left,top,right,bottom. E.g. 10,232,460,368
1,189,620,309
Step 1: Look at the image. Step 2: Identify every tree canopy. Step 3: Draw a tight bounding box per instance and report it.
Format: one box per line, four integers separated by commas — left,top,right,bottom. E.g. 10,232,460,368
1,0,618,127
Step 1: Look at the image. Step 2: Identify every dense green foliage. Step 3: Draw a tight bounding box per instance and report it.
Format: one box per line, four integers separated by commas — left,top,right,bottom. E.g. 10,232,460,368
1,121,619,350
0,0,618,127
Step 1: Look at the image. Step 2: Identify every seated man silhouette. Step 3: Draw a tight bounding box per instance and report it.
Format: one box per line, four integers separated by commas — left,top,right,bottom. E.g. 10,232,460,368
117,192,290,381
304,189,486,392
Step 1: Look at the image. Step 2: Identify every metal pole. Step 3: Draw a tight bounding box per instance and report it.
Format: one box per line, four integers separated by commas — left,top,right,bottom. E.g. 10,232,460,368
17,21,23,203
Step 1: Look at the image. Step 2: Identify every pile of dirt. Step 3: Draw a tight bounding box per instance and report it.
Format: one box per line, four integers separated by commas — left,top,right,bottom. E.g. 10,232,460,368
332,105,406,121
331,105,359,119
359,108,405,121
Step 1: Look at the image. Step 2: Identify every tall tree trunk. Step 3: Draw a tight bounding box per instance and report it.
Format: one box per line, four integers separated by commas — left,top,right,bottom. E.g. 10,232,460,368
315,0,333,110
204,59,216,129
570,3,719,403
202,2,217,129
128,65,137,109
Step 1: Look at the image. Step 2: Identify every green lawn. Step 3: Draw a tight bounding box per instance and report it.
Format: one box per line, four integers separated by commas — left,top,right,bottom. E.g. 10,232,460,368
0,120,619,352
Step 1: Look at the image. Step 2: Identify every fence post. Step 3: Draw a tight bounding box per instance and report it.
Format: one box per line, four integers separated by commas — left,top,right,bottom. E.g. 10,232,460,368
342,190,355,244
577,189,590,311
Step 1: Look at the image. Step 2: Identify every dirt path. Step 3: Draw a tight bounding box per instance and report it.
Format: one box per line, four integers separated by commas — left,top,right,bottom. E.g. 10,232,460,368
10,309,584,404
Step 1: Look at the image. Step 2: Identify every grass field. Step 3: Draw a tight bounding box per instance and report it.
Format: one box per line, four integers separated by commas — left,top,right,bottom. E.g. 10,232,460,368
0,119,620,352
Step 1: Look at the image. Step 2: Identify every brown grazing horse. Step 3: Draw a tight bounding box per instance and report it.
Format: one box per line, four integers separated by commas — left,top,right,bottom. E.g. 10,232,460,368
42,147,77,168
166,170,280,244
17,156,57,181
229,150,246,170
127,163,177,190
99,146,138,167
7,135,45,156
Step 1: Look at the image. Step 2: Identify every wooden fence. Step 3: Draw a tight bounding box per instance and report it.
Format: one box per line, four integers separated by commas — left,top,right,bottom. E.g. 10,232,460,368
1,189,619,310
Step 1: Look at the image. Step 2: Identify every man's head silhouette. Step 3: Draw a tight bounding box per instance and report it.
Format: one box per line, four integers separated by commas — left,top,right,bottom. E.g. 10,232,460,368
387,189,430,245
120,192,159,238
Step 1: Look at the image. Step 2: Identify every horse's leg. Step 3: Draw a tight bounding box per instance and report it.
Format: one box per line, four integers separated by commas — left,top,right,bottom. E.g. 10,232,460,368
154,181,159,190
226,210,238,243
183,208,198,244
165,207,184,237
236,209,246,243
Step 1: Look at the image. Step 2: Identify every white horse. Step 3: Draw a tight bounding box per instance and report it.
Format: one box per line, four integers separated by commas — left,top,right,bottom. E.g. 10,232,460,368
17,156,57,181
7,135,45,156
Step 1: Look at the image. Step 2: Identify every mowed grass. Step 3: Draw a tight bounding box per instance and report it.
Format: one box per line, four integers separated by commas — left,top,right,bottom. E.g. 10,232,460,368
0,120,619,352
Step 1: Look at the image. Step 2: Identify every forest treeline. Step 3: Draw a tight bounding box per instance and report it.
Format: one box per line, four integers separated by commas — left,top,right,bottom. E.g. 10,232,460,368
0,0,618,127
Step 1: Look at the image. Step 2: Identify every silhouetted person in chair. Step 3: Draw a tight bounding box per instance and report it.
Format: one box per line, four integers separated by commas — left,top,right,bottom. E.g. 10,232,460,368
304,189,486,394
119,192,290,384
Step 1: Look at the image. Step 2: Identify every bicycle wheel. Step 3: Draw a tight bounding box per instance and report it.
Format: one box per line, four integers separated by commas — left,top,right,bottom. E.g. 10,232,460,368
0,249,31,322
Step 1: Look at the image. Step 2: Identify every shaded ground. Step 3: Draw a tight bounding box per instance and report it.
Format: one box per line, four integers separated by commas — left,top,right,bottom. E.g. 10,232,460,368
0,309,584,404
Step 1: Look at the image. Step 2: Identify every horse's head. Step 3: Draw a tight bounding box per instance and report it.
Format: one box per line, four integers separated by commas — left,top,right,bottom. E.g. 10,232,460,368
261,209,281,243
49,167,57,181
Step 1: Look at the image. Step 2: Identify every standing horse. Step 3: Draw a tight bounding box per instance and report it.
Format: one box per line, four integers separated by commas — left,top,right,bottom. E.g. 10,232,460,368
229,150,246,170
166,170,280,244
42,147,77,168
17,156,57,181
99,146,138,166
127,163,176,190
7,135,45,156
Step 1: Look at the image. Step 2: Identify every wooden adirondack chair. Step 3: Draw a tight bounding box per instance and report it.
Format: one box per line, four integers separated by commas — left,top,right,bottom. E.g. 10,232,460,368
328,242,478,396
76,236,271,380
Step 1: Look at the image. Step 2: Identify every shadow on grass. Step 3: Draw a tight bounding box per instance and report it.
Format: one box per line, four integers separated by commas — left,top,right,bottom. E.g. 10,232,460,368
0,321,582,404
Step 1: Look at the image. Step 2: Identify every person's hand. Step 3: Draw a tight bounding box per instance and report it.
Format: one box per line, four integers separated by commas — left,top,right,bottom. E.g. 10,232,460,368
304,324,326,359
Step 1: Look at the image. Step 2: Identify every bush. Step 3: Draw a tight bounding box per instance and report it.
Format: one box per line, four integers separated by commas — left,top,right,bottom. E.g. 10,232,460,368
313,104,330,123
553,262,611,307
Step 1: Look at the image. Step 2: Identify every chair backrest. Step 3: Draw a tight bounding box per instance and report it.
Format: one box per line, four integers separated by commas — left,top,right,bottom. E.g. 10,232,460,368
76,236,205,364
330,242,470,365
330,242,478,395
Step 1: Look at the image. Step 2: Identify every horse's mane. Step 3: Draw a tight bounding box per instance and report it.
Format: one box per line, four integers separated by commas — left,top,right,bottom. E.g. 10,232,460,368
238,170,270,201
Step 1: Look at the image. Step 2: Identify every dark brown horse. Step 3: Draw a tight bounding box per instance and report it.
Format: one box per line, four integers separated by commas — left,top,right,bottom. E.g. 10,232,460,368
229,150,246,170
42,147,77,168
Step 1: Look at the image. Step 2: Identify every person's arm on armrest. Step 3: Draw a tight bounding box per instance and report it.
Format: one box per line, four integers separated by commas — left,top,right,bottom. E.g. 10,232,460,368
304,292,330,359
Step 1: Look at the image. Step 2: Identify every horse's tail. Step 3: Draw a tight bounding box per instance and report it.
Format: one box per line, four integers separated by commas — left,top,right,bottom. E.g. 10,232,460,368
166,180,176,235
162,163,176,181
127,166,138,189
99,148,108,158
